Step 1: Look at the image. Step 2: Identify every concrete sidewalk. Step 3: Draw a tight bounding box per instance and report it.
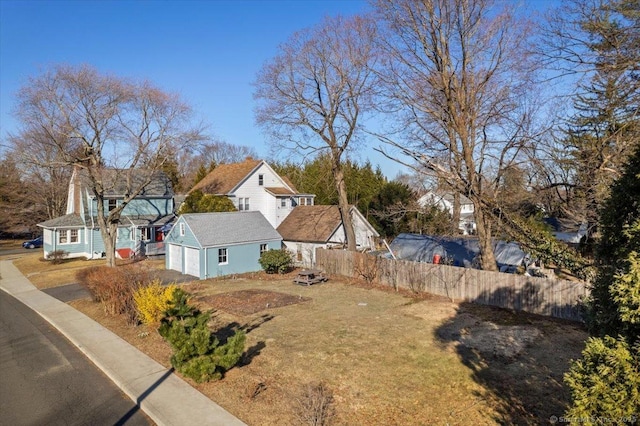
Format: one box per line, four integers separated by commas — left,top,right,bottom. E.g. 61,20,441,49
0,260,246,426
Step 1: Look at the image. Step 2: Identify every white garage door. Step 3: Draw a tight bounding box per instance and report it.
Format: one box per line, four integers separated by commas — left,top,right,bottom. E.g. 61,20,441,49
185,247,200,278
168,244,182,272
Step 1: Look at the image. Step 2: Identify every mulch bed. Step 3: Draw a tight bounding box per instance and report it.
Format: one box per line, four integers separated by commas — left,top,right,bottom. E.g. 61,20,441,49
199,289,311,316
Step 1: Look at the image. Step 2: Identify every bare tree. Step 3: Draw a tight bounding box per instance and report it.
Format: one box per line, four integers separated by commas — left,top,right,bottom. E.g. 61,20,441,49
11,64,206,266
254,15,379,251
373,0,541,270
178,140,258,191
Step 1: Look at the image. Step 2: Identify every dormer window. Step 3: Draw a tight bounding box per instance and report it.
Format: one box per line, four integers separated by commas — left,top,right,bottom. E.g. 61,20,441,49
258,174,264,186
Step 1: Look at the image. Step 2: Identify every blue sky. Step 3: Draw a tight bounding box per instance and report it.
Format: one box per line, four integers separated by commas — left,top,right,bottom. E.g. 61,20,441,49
0,0,557,179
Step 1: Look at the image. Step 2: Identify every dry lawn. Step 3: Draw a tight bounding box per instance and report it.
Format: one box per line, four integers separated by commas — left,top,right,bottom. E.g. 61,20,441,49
68,272,587,426
12,253,165,289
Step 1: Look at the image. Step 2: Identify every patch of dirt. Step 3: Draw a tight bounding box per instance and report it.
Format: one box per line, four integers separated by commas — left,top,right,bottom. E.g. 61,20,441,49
198,289,311,316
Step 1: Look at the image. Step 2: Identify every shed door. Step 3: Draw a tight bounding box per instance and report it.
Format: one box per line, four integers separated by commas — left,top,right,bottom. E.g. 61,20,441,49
185,247,200,277
168,244,182,272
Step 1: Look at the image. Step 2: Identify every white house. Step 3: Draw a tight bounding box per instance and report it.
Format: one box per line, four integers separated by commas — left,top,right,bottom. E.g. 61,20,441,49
276,205,379,267
190,158,315,228
418,191,476,235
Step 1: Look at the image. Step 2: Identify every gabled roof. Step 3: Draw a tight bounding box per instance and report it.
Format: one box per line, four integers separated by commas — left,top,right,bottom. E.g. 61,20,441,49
277,205,378,243
277,205,341,243
38,214,85,228
178,211,282,247
190,158,262,195
76,168,173,198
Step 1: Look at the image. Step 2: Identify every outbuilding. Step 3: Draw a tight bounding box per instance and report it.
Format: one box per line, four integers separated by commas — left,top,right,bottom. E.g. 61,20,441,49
165,211,282,279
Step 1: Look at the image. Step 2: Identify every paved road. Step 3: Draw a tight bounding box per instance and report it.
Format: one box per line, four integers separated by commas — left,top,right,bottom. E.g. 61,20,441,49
0,290,153,426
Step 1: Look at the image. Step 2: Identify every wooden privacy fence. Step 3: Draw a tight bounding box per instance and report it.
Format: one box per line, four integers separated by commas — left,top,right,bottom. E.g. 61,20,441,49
316,249,589,321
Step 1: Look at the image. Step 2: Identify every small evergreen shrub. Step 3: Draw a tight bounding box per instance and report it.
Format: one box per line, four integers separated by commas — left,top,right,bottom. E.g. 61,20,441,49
134,279,177,325
76,265,150,325
259,249,293,274
158,288,246,383
564,336,640,420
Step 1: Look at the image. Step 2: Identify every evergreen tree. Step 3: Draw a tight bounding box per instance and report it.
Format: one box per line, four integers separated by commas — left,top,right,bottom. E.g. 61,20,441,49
556,0,640,232
588,146,640,341
178,189,236,214
565,146,640,418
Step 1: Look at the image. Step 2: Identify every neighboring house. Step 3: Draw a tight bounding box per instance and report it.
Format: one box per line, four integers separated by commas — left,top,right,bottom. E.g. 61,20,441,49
38,168,174,260
164,211,282,279
277,205,379,267
190,157,315,228
418,191,476,235
543,217,588,244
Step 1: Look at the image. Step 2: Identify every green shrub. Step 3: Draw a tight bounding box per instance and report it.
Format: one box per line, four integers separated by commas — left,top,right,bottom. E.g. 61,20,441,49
259,249,293,274
564,336,640,420
134,279,177,325
158,288,246,383
76,265,150,325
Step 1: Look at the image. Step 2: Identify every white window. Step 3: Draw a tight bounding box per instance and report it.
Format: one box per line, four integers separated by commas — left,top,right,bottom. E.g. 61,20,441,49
108,199,118,212
300,197,313,206
258,174,264,186
59,229,80,244
218,248,228,264
179,223,185,236
260,244,268,255
281,198,287,208
239,198,249,211
141,227,151,241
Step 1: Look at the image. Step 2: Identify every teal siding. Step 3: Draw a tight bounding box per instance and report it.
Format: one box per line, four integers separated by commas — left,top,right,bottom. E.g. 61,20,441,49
164,218,200,248
203,239,281,279
123,198,173,216
46,228,86,257
93,197,173,217
165,217,200,272
90,229,106,254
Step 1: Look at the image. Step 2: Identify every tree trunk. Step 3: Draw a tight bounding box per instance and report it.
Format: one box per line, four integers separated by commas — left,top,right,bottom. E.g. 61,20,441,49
102,226,117,267
333,162,357,251
98,220,119,267
452,192,461,235
473,205,498,271
95,196,119,267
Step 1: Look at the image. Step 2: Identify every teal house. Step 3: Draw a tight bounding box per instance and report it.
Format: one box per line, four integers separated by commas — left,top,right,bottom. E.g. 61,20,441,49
165,211,282,279
38,168,175,260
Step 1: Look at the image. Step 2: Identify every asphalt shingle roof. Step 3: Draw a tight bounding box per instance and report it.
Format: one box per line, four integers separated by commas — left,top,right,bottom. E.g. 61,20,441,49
181,211,282,247
78,169,173,198
276,205,344,243
38,214,85,228
189,159,262,195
